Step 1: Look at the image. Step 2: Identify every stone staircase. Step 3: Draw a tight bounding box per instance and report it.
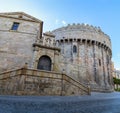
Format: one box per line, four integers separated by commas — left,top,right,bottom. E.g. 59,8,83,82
0,68,90,96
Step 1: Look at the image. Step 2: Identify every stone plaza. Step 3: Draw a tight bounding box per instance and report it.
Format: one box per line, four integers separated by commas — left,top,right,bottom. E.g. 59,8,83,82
0,92,120,113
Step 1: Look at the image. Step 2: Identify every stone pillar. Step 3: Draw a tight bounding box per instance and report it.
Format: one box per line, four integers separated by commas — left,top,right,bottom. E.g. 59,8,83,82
31,46,39,69
98,43,104,86
96,42,102,86
70,39,73,62
92,41,97,83
106,48,112,87
85,40,90,83
95,42,100,84
101,45,107,87
104,46,111,87
62,38,65,54
86,40,94,83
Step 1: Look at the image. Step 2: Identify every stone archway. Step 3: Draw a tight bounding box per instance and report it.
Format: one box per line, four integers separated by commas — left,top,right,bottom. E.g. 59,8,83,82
37,55,52,71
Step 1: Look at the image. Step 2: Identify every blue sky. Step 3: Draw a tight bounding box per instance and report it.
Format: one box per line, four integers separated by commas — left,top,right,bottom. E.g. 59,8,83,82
0,0,120,69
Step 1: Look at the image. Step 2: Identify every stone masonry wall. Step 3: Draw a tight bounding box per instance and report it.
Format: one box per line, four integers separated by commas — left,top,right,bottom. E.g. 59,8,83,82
0,15,42,72
53,23,111,49
0,68,89,95
52,24,113,92
32,43,61,72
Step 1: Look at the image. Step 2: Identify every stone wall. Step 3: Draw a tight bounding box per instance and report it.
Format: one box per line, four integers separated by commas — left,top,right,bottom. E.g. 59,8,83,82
0,13,42,72
0,12,113,93
32,43,61,72
0,68,90,95
53,23,111,49
52,24,113,92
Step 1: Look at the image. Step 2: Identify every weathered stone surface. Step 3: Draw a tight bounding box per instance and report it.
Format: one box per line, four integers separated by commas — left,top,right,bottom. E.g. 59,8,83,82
52,24,113,92
0,12,113,95
0,12,42,72
0,68,89,96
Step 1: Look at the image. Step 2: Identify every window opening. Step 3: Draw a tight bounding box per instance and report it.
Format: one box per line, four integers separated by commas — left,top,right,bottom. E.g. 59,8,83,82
99,59,101,66
73,45,77,53
11,22,19,30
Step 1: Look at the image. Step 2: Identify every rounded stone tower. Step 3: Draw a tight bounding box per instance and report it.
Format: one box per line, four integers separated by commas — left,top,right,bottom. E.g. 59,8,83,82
52,23,113,92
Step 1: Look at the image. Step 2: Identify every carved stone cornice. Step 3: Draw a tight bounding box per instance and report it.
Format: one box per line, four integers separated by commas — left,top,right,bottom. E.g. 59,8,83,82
33,43,61,52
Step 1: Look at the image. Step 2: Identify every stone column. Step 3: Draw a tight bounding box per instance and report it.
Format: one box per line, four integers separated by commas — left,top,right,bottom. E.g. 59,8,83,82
87,40,94,83
101,45,107,87
106,49,112,87
31,46,39,69
109,52,113,87
98,44,104,86
63,38,65,54
70,39,73,62
85,40,90,83
92,41,97,83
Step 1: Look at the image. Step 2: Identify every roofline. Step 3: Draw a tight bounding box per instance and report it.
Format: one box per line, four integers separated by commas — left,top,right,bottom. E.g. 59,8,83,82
43,33,55,37
0,12,43,23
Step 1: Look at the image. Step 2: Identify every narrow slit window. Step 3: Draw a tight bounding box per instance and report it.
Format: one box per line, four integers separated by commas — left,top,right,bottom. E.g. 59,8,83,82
107,55,109,64
99,59,101,66
73,45,77,53
11,22,19,30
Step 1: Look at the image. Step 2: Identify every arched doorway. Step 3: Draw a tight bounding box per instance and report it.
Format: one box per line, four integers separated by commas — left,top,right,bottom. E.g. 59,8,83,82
37,55,52,71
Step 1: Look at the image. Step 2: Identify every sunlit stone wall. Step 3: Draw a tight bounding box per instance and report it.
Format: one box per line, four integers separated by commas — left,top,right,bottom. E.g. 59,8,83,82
52,23,113,92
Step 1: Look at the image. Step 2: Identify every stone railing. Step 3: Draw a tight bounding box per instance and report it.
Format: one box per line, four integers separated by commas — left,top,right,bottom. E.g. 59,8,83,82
0,68,90,95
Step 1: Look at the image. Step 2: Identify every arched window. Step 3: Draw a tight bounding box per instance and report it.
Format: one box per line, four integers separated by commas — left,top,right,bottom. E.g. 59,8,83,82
73,45,77,53
37,55,51,71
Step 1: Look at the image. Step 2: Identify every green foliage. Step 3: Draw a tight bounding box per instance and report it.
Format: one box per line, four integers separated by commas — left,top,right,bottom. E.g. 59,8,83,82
113,77,120,92
115,88,120,91
113,77,120,85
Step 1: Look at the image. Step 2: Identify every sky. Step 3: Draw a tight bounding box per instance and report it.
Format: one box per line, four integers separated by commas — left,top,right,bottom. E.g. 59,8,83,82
0,0,120,69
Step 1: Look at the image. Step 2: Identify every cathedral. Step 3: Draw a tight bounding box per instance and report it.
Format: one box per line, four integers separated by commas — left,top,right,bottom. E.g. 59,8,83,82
0,12,113,95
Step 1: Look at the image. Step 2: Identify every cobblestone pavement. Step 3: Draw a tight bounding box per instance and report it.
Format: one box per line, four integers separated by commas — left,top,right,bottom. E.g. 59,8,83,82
0,92,120,113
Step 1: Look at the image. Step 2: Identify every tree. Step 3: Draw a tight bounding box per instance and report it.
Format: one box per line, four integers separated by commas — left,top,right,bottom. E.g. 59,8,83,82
113,77,120,90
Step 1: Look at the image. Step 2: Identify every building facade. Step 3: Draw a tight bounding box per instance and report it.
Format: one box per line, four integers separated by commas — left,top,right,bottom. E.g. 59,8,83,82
0,12,43,72
0,12,113,94
52,24,113,92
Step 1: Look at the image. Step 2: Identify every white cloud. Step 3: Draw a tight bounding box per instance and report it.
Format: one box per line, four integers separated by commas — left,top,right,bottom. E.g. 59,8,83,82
55,19,67,26
62,20,67,25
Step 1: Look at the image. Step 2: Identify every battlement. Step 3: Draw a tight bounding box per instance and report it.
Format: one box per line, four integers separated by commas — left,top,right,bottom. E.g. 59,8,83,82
53,23,110,39
52,23,111,50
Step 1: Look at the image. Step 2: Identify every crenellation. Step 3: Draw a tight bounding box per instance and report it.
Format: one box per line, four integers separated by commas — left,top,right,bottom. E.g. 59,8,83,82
61,23,105,34
53,24,111,50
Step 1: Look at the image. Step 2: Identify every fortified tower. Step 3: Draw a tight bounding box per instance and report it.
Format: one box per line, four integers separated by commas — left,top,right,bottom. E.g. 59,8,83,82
52,23,113,92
